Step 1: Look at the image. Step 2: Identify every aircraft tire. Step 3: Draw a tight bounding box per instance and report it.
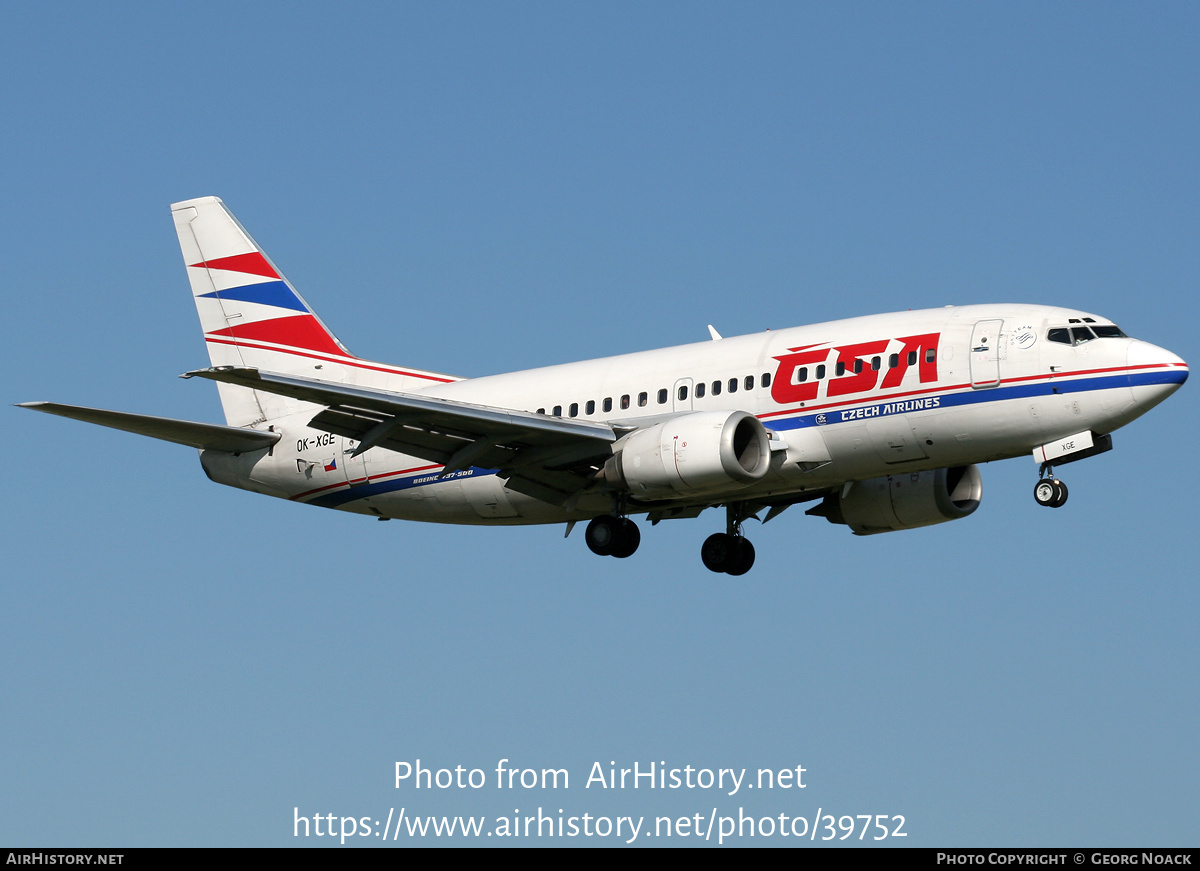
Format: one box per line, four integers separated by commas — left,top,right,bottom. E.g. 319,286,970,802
585,516,619,556
701,533,733,573
1050,479,1068,508
1034,479,1058,507
611,518,641,559
725,538,756,576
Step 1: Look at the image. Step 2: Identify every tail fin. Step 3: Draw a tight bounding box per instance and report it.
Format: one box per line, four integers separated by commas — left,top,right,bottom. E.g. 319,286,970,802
172,197,457,425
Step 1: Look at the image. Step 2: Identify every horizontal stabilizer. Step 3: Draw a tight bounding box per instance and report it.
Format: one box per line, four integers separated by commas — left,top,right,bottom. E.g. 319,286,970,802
18,402,281,453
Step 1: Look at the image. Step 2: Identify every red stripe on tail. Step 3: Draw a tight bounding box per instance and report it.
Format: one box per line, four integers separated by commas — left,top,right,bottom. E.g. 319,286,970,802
189,252,280,279
206,315,349,357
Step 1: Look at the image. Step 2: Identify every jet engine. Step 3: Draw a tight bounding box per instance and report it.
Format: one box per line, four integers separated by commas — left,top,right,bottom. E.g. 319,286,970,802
808,465,983,535
602,410,772,499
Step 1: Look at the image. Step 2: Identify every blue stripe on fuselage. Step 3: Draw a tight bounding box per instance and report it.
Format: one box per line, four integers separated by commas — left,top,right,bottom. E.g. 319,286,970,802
304,465,498,508
301,367,1184,506
766,368,1184,433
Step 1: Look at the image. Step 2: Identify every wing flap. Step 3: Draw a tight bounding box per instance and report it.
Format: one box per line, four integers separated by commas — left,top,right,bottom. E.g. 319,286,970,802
500,470,589,506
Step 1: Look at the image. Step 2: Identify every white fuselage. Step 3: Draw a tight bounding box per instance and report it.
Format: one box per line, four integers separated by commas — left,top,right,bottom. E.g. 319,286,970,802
199,303,1187,525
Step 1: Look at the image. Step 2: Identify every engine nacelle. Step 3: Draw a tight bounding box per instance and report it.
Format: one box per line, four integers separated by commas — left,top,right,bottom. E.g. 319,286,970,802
809,465,983,535
603,410,772,499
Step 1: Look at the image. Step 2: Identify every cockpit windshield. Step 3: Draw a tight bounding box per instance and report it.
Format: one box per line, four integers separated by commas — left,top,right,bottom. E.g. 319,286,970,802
1048,321,1128,345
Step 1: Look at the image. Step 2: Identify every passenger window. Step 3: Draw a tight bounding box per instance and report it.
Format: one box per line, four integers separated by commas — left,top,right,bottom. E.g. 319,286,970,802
836,361,846,377
853,359,863,374
553,405,562,416
638,392,648,407
761,372,771,388
744,375,754,391
603,397,613,413
678,385,688,401
797,367,808,383
569,403,578,417
871,356,881,371
621,394,631,410
696,382,706,398
712,380,721,396
907,350,917,366
728,378,738,394
925,348,936,363
657,389,668,405
816,364,826,379
586,400,595,415
537,408,546,415
889,353,899,368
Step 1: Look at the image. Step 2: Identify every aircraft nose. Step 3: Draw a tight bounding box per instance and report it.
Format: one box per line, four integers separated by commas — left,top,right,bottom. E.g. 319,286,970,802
1127,339,1188,407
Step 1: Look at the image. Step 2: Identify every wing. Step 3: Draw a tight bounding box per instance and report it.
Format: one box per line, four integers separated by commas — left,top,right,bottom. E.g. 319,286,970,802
183,367,620,504
18,401,281,453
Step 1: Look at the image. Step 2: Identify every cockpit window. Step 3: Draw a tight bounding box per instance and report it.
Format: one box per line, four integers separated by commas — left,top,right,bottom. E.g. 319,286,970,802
1071,327,1096,344
1049,324,1127,344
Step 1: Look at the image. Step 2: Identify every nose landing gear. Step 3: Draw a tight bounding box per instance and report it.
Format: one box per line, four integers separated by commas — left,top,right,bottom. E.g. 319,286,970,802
1034,464,1069,508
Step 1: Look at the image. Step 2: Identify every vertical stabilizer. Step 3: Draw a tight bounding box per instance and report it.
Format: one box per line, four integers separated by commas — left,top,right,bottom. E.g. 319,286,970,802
171,197,458,425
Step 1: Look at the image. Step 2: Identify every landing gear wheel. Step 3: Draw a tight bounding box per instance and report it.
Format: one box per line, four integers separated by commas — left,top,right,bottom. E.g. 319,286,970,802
1033,480,1056,507
725,538,756,576
1050,479,1068,507
586,516,640,558
585,515,620,556
701,533,734,573
1034,478,1068,508
701,533,756,575
610,518,641,559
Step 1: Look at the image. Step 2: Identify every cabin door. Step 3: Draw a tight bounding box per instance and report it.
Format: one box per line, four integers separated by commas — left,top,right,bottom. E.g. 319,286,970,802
969,319,1004,388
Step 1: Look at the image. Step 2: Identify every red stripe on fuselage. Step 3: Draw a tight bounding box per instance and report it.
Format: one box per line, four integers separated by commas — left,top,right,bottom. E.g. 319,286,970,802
291,463,442,500
758,362,1176,421
204,336,458,382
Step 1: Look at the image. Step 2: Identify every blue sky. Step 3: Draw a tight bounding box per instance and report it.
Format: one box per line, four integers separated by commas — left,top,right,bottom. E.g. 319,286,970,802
3,2,1197,846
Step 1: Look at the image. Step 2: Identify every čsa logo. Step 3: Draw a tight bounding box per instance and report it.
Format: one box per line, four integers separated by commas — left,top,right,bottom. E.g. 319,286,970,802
770,333,940,405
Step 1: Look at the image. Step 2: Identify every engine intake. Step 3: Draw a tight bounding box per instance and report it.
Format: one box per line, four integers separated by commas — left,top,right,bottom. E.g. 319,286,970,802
603,410,771,499
809,465,983,535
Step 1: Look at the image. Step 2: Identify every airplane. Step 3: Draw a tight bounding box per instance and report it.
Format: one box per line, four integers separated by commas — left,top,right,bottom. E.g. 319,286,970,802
20,196,1189,575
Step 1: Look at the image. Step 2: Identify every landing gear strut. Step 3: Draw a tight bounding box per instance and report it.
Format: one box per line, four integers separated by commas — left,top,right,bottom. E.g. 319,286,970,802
585,515,641,559
701,504,757,575
1034,464,1069,508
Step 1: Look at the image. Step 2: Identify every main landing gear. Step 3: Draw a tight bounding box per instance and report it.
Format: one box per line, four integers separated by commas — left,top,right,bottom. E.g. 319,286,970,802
1034,464,1069,508
585,515,641,559
701,504,757,575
